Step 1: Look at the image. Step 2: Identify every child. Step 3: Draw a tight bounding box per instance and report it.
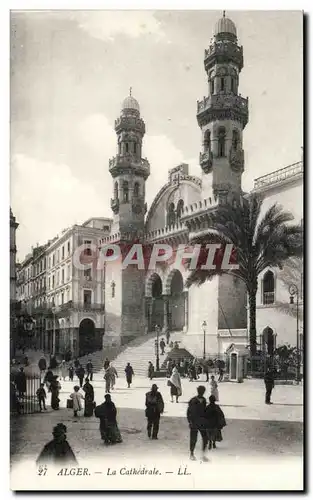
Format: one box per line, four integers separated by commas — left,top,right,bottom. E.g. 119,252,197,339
70,385,84,418
68,365,74,382
36,383,47,411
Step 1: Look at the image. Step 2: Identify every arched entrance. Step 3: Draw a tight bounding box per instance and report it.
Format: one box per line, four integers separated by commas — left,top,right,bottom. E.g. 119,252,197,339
150,274,164,330
168,270,185,331
79,318,96,356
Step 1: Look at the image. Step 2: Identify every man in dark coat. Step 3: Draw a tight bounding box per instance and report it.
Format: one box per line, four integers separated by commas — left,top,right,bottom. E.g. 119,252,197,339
145,384,164,440
36,423,77,465
187,385,208,461
125,363,134,388
264,369,275,404
76,365,85,388
160,338,166,355
86,359,93,381
205,394,226,450
15,367,27,397
104,357,110,370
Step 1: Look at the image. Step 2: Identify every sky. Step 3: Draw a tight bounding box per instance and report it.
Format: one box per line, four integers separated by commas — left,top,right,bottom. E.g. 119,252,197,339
10,10,303,261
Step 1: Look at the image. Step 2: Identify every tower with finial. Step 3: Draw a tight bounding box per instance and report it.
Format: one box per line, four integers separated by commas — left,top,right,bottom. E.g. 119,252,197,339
197,11,249,204
105,91,150,346
109,90,150,238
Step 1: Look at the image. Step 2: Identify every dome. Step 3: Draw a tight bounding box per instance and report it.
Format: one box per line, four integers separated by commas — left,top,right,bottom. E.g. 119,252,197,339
214,15,237,37
121,95,140,113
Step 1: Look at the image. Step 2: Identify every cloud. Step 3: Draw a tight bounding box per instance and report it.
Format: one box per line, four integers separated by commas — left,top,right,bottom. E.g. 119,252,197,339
11,154,106,261
75,11,166,42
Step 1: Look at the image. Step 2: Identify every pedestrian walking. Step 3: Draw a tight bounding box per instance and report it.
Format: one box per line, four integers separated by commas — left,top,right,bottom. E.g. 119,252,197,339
36,423,77,465
76,364,85,388
187,385,208,461
36,383,47,411
168,366,182,403
68,364,74,382
148,361,154,380
104,367,112,393
166,330,170,345
166,358,173,378
104,357,110,370
145,384,164,440
50,376,61,410
44,369,54,392
125,363,134,388
15,367,27,398
218,366,224,382
203,363,209,382
86,359,93,381
95,394,123,445
60,360,67,381
264,368,275,404
108,365,118,390
73,358,79,370
160,338,166,355
205,395,226,450
70,385,84,417
83,378,95,417
210,375,219,401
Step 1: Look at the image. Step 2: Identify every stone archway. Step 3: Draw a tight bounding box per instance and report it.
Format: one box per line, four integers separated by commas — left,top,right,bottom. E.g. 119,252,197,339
79,318,96,356
148,273,164,331
166,269,185,331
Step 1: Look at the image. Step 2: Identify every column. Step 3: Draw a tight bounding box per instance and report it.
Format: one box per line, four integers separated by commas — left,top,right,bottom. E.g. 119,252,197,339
183,291,188,333
162,295,169,332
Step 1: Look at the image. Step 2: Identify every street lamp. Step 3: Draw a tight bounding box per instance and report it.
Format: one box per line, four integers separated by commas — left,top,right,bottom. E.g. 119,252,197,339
289,284,301,384
202,321,207,360
155,325,160,371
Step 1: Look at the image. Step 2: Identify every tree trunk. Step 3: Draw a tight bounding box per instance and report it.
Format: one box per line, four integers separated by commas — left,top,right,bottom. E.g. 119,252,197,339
248,290,257,356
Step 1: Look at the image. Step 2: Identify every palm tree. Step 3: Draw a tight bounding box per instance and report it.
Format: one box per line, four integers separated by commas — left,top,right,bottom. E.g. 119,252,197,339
186,194,303,355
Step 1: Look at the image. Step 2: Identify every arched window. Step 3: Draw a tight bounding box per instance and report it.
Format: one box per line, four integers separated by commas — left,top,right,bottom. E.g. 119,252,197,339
125,143,129,153
263,270,275,305
122,181,129,203
232,130,240,151
114,181,118,200
134,182,140,197
118,140,122,155
220,77,225,91
203,130,211,152
176,199,184,220
210,78,214,95
167,202,176,227
217,127,226,157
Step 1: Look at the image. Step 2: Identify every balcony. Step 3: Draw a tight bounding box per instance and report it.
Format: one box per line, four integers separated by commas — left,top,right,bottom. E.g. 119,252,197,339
109,154,150,179
254,161,303,190
114,116,145,134
197,94,248,115
204,42,243,71
199,151,213,174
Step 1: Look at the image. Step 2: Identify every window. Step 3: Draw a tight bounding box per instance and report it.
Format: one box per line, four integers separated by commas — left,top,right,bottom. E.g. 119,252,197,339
217,127,226,157
61,292,64,305
61,268,65,284
48,277,51,290
52,254,55,267
210,78,214,95
125,143,129,153
134,182,140,197
203,130,211,152
84,267,92,280
134,142,137,154
220,77,225,91
111,281,115,298
57,250,60,263
114,181,118,200
232,130,240,151
118,141,122,155
263,270,275,305
52,275,55,289
84,240,92,256
83,290,92,305
231,78,235,92
167,202,176,227
62,246,64,260
177,199,184,220
123,181,129,203
67,241,71,255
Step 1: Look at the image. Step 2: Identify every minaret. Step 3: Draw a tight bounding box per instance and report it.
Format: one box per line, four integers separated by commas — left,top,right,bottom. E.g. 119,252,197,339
197,12,249,204
109,90,150,239
105,92,150,347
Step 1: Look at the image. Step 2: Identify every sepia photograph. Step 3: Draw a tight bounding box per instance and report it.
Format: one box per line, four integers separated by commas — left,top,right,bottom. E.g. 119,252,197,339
9,8,303,491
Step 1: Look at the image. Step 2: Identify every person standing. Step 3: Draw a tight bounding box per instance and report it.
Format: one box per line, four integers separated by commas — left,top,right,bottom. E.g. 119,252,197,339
36,383,47,411
86,359,93,381
68,364,74,382
76,365,85,388
104,357,110,370
145,384,164,440
109,365,118,390
50,376,61,410
104,367,112,393
210,375,219,402
160,338,166,355
187,385,208,461
70,385,84,418
125,363,134,388
205,394,226,450
15,367,27,398
166,330,170,345
36,423,77,465
264,368,275,404
218,366,224,382
73,358,80,370
95,394,123,445
60,360,67,381
148,361,154,380
168,366,182,403
83,378,95,417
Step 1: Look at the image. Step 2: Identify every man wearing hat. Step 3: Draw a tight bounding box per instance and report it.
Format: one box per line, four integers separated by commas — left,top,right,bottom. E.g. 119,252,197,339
145,384,164,440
